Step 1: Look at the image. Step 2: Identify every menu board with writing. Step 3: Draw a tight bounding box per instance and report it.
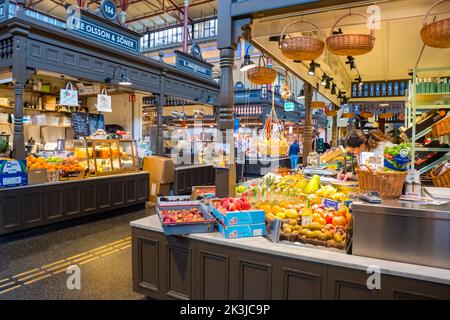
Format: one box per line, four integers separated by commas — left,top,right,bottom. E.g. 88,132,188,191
88,114,105,134
71,112,90,137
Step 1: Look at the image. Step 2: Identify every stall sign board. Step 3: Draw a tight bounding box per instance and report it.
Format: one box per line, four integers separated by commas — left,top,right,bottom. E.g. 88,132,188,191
316,138,325,154
351,79,409,98
284,101,295,111
175,50,213,79
88,114,105,135
68,16,139,53
0,3,5,20
71,112,90,137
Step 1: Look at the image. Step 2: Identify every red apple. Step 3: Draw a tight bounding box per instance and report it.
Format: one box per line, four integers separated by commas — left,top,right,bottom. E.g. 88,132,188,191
228,203,236,211
325,212,334,225
242,202,251,210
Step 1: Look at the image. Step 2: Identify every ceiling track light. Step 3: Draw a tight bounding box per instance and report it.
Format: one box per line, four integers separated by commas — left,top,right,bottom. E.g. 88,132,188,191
308,61,320,76
320,74,328,86
325,77,333,89
346,56,356,71
337,91,343,99
331,83,336,95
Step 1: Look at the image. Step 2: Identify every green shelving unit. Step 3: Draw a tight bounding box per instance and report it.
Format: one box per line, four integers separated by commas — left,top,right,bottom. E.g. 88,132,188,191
408,66,450,175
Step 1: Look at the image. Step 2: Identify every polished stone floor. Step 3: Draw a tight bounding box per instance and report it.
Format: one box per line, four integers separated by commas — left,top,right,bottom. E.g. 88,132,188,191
0,208,153,300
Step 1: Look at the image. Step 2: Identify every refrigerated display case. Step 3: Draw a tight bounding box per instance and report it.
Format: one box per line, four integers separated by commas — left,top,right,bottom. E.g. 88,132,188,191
119,140,139,172
86,139,121,176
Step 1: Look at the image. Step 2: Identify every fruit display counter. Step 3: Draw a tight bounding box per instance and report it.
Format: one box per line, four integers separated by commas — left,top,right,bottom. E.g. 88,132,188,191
0,171,149,235
131,214,450,300
244,156,291,176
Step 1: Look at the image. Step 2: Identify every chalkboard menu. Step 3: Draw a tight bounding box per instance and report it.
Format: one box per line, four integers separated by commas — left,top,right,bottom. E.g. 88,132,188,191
351,79,409,98
88,114,105,134
71,112,90,137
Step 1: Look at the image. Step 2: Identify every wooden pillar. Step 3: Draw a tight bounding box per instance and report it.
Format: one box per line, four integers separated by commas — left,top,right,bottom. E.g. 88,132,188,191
10,21,30,160
331,103,338,147
302,83,313,166
156,72,166,156
215,47,236,198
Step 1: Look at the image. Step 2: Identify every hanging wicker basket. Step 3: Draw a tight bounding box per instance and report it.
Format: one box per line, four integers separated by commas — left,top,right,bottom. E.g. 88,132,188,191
430,161,450,187
420,0,450,48
279,19,325,61
325,109,338,116
360,111,374,118
310,101,326,109
247,56,277,85
326,13,375,56
342,113,354,118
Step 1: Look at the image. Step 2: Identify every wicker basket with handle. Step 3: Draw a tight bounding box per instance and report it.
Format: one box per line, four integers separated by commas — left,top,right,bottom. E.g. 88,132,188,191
356,165,407,198
279,19,325,61
430,161,450,187
326,13,375,56
420,0,450,48
431,115,450,137
247,56,277,85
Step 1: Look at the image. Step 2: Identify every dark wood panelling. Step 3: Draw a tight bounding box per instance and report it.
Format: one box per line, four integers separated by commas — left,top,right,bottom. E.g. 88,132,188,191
132,229,450,301
327,267,380,300
62,187,81,216
238,259,272,300
2,194,20,230
112,181,125,206
0,173,149,235
281,267,324,300
139,238,160,293
173,166,215,195
197,249,230,300
164,236,194,300
125,179,137,204
45,189,62,219
82,184,97,214
97,183,112,210
23,192,43,224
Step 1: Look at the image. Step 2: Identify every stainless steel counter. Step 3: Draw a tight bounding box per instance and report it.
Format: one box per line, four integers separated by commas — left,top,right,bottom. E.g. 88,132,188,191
352,199,450,270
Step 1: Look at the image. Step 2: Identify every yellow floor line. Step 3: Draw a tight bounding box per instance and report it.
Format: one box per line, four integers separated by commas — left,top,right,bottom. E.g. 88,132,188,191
17,270,47,282
78,256,100,265
66,251,91,260
87,243,110,253
0,281,16,289
41,259,67,269
113,241,131,248
23,273,52,286
90,246,116,256
52,267,71,275
107,237,131,246
100,249,120,257
119,244,131,250
0,278,11,283
72,254,95,263
12,268,40,278
46,262,72,272
0,284,22,295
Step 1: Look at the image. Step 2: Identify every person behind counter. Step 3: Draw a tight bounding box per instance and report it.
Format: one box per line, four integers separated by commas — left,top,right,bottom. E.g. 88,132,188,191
338,129,396,181
289,140,300,170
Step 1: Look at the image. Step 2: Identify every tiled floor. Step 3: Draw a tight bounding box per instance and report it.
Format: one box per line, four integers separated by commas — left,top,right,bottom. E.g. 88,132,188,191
0,208,153,300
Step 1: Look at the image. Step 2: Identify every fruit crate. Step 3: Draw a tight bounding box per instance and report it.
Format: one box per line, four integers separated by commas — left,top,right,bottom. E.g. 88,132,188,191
217,221,266,239
191,185,216,200
156,204,216,236
157,195,200,207
209,199,265,226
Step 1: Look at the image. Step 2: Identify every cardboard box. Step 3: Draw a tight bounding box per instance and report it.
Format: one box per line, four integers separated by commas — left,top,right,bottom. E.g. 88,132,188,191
0,159,28,188
149,181,171,203
217,222,266,239
210,200,265,226
44,96,57,111
28,169,49,185
143,156,175,184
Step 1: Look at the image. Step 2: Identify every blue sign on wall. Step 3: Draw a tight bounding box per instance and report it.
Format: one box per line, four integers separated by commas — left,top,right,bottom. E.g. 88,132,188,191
284,101,295,111
100,0,117,21
69,17,139,53
176,56,212,78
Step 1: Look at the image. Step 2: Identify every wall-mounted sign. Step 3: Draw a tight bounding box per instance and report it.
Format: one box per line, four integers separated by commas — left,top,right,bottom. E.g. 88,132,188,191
191,43,202,60
174,50,213,79
0,3,5,19
315,138,324,153
235,81,245,90
68,16,139,53
352,79,409,98
284,101,295,111
100,0,117,21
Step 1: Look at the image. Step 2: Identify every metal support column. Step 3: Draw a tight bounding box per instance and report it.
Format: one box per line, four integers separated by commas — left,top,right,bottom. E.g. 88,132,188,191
302,83,313,166
215,47,236,198
183,0,189,53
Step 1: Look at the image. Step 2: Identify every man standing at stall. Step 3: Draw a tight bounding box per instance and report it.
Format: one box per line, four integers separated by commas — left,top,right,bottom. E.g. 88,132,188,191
289,140,300,170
